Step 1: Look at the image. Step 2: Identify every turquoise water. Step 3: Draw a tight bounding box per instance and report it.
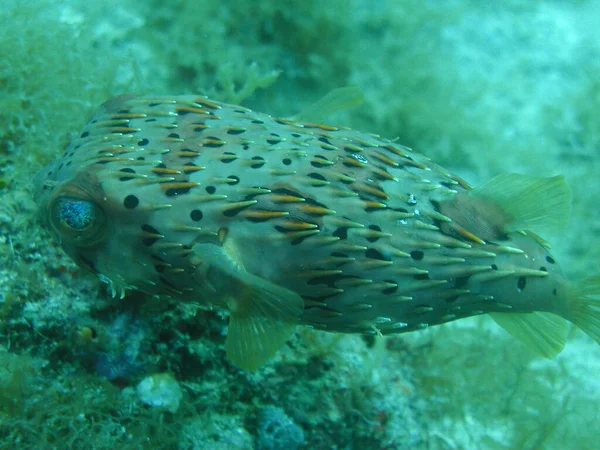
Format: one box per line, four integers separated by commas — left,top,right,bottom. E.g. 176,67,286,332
1,1,599,448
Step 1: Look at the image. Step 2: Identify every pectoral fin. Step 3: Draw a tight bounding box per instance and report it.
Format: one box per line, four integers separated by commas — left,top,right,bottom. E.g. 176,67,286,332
438,174,571,243
192,243,304,370
470,173,571,235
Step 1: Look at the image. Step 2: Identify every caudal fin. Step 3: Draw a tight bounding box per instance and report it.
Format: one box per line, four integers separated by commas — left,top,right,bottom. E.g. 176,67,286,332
568,276,600,344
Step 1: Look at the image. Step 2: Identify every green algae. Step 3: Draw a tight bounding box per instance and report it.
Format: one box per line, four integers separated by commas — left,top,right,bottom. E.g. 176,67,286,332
1,0,599,449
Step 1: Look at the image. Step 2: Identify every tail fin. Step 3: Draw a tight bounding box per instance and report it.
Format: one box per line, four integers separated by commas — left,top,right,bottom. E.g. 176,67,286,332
568,276,600,344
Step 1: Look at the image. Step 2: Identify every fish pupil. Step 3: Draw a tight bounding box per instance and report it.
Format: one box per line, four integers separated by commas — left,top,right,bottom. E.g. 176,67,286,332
57,198,94,230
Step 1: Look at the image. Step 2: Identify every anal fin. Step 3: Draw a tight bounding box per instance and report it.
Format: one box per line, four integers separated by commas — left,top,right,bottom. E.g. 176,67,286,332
490,311,567,358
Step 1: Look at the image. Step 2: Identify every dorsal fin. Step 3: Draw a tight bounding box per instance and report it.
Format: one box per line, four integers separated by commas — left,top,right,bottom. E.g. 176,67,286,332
291,86,363,123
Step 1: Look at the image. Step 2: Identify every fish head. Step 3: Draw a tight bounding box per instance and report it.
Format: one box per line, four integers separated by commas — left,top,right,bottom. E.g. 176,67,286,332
34,141,158,298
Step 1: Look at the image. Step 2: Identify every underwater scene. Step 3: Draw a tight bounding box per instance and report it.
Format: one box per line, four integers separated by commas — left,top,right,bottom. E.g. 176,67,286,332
1,0,599,449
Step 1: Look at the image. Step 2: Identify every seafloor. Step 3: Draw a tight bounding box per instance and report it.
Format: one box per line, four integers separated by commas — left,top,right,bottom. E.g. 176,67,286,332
1,1,599,449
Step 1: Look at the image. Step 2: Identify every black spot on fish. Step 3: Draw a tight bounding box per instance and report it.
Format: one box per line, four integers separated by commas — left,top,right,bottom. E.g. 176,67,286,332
517,276,526,292
250,156,266,168
365,248,389,261
246,211,277,223
282,158,292,165
138,138,149,146
80,131,89,138
227,176,240,185
220,152,237,163
145,118,156,122
339,174,354,185
365,204,386,213
119,168,136,181
414,273,430,280
332,226,348,240
154,264,165,273
227,128,245,135
242,144,250,150
311,155,330,168
446,295,459,303
123,195,139,209
166,186,192,197
159,276,179,290
301,197,330,215
168,133,180,139
206,185,216,194
307,272,345,286
251,120,264,124
491,264,498,270
371,167,393,181
546,256,555,264
223,203,253,217
292,133,302,138
553,288,557,296
204,137,225,148
190,209,203,221
318,136,332,145
291,234,314,246
141,224,161,246
308,172,327,183
269,188,301,199
540,266,548,272
454,275,470,289
382,280,398,295
367,224,382,242
410,250,424,260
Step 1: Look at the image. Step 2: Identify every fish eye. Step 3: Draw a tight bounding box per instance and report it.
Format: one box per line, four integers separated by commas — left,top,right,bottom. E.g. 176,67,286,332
49,196,106,245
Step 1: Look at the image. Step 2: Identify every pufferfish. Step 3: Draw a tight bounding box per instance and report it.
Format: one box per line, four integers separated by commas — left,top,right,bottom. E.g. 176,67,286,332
34,89,600,370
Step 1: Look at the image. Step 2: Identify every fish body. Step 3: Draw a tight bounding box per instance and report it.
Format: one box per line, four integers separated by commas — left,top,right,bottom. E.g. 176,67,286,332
35,94,600,369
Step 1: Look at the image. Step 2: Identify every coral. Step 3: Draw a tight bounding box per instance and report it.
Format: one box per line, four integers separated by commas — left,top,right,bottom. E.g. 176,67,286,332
92,313,148,381
256,406,304,450
178,413,254,450
136,373,183,413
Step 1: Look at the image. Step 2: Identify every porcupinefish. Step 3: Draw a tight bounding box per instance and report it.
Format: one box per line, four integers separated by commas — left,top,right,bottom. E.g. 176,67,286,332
34,91,600,370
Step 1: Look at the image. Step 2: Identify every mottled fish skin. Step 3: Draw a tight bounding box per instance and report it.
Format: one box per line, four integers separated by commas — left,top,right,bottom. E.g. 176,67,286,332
35,94,597,368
